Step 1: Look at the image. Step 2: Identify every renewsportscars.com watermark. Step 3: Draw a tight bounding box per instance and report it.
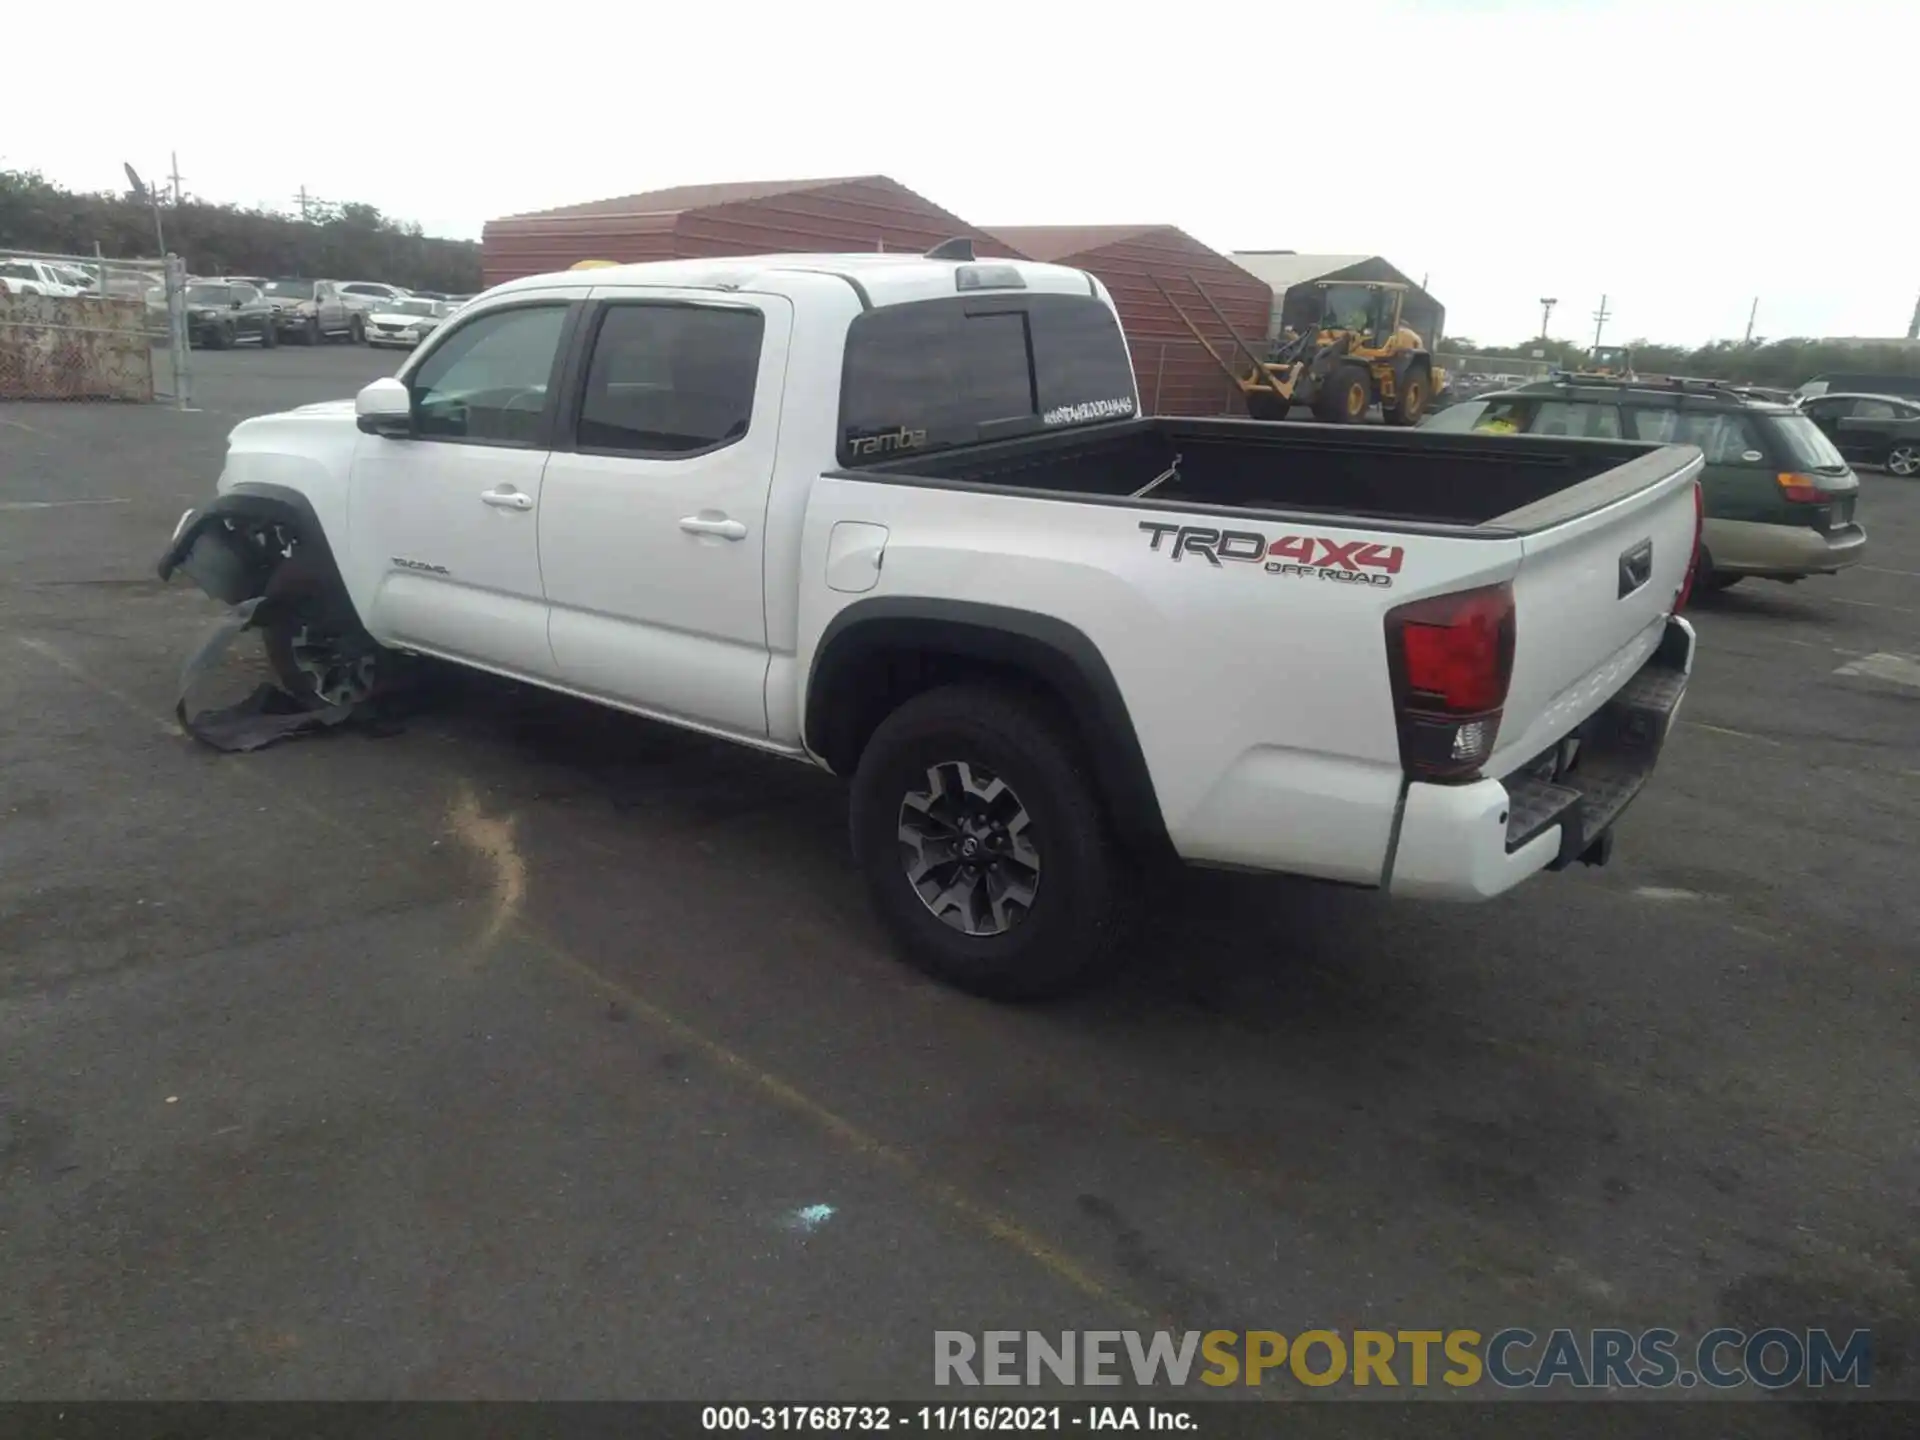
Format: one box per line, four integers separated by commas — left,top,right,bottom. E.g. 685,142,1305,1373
935,1328,1873,1392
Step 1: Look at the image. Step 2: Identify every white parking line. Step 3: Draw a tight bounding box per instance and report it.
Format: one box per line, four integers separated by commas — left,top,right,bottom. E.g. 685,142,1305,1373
1828,597,1920,617
0,499,135,513
1859,565,1920,579
1833,653,1920,689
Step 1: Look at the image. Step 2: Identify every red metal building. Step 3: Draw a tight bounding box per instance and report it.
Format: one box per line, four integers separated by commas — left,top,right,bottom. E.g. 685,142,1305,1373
481,175,1014,287
984,225,1270,416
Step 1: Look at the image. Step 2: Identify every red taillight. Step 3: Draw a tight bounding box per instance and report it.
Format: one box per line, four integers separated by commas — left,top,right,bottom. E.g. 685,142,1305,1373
1385,582,1516,781
1677,479,1704,612
1776,471,1829,504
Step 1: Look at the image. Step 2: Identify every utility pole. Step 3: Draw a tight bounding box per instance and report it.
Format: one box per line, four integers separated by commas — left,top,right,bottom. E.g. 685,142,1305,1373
1591,293,1612,350
1744,297,1759,345
1906,291,1919,341
1539,297,1558,338
298,186,310,221
124,163,165,260
168,151,183,205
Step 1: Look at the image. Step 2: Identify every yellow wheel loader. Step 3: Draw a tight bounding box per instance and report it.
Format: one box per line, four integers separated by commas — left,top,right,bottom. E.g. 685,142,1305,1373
1584,345,1635,378
1152,275,1440,426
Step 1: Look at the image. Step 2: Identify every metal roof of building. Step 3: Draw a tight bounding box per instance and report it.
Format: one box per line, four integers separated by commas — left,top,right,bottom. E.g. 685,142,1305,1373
503,177,878,221
1229,252,1374,289
980,225,1163,262
487,253,1103,308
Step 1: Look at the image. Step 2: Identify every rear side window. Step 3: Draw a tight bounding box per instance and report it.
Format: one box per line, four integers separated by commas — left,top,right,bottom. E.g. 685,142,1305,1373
1628,408,1761,464
1532,401,1621,439
1468,397,1537,433
1766,414,1848,471
838,294,1137,465
1420,399,1490,433
576,303,765,456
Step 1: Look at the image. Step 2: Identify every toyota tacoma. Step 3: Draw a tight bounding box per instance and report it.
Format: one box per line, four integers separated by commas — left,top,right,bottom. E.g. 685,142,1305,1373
159,245,1703,998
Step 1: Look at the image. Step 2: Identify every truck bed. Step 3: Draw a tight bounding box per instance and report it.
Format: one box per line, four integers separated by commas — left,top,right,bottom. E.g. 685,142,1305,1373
843,416,1674,532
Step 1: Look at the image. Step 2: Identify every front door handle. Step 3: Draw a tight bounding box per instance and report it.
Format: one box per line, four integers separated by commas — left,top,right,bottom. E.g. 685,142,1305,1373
680,515,747,541
481,488,534,511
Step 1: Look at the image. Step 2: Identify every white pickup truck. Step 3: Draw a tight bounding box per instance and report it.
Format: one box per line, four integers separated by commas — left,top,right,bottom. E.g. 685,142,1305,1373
159,245,1702,998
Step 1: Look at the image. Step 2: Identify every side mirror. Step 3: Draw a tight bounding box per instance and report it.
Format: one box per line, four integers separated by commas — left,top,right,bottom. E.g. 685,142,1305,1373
356,376,413,438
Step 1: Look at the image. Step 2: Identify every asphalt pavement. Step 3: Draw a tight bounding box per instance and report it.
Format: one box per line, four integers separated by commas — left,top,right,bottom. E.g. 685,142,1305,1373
2,346,1916,1425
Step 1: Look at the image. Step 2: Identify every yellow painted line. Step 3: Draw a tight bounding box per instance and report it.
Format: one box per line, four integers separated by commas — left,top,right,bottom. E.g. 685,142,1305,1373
1680,720,1781,746
13,632,1150,1321
523,925,1148,1319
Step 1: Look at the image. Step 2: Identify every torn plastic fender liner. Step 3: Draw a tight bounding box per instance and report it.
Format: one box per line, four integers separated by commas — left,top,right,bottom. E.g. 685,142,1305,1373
171,525,256,605
156,484,361,627
174,596,356,753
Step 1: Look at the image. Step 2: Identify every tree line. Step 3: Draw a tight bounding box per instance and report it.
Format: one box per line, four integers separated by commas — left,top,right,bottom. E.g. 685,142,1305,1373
0,170,481,293
1440,333,1920,389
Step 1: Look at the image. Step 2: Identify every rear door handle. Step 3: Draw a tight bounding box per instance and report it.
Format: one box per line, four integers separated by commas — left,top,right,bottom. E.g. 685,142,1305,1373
680,515,747,541
481,488,534,511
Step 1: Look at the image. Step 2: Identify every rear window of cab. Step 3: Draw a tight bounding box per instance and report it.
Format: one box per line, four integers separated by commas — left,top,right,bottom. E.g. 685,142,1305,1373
837,293,1139,466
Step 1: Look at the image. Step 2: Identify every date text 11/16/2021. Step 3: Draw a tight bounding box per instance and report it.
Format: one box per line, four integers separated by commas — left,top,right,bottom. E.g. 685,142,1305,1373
701,1404,1192,1431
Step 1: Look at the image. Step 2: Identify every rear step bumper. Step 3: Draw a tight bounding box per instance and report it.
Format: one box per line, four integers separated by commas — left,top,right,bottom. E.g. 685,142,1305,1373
1388,616,1694,901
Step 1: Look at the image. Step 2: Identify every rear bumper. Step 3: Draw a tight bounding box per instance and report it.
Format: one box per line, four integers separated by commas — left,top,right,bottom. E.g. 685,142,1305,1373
1388,616,1694,901
1705,517,1865,578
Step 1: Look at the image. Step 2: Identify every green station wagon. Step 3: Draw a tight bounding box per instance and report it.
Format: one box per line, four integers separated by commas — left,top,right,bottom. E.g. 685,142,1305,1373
1425,376,1865,590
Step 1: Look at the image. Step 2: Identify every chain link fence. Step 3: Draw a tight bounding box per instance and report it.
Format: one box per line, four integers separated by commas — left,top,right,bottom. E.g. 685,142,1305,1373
1436,353,1555,383
0,247,192,404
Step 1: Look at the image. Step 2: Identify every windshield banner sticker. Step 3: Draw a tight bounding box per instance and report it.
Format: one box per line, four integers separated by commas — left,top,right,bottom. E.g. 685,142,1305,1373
1044,397,1136,426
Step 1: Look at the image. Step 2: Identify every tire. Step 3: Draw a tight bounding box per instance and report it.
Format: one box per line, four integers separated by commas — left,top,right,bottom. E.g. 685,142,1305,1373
303,315,321,346
1314,362,1371,423
259,583,385,712
1887,443,1920,478
849,684,1127,1000
349,314,366,344
1384,364,1431,426
1695,551,1741,593
1244,388,1292,422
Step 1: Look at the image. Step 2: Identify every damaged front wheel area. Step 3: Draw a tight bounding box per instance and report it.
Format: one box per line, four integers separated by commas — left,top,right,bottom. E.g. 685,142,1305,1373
162,504,408,749
262,604,382,711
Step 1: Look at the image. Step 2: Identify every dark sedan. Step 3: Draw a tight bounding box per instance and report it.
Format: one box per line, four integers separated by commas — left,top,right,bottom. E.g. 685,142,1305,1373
1799,392,1920,477
184,281,279,349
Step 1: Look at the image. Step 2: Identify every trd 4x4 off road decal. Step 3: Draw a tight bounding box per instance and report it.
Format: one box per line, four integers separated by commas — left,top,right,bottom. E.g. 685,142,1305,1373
1138,521,1403,588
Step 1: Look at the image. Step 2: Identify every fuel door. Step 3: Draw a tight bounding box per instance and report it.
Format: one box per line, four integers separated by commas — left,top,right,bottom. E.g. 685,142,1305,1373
825,521,889,594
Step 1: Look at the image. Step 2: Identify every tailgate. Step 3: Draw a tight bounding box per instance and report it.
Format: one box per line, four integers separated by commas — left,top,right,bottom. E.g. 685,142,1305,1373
1489,443,1702,775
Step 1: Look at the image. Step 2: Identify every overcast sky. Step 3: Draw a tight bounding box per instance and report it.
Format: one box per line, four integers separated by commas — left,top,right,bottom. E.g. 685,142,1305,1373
4,0,1912,346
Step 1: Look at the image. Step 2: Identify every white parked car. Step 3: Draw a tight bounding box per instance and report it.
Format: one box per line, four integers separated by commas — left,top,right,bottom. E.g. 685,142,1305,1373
0,258,94,298
158,247,1701,998
363,297,452,349
338,281,411,314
